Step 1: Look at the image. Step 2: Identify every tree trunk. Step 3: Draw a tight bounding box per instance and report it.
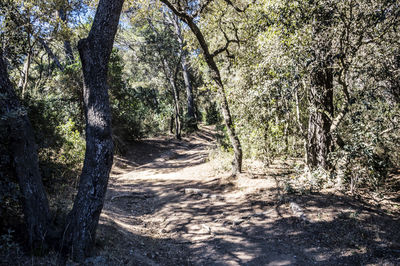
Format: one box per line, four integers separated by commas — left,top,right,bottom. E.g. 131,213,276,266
160,2,243,174
0,51,50,248
307,66,334,170
189,26,242,174
170,115,174,134
18,48,32,98
171,81,181,140
63,0,124,261
306,8,335,170
58,7,75,64
37,38,64,71
172,14,197,129
163,58,181,140
295,85,308,162
218,84,243,174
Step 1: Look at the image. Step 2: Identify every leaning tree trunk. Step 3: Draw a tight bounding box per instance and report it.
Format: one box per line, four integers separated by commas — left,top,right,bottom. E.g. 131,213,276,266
63,0,124,261
307,66,334,170
218,82,243,174
0,50,50,248
194,35,242,174
160,2,243,174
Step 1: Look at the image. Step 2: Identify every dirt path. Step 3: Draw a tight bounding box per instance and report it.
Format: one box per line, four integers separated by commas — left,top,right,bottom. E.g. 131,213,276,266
95,126,400,266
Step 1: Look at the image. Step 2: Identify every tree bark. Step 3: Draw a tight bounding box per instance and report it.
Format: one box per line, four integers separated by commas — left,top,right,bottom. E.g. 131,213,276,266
63,0,124,261
306,9,335,170
160,1,243,174
0,50,50,248
307,66,334,170
171,14,197,129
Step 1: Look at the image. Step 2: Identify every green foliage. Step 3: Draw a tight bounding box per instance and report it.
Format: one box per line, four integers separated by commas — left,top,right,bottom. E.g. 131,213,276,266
331,99,398,192
56,119,85,166
204,101,221,125
108,49,172,140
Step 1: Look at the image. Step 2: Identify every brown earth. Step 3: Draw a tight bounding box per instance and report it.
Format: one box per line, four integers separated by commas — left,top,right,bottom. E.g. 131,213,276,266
2,127,399,266
86,125,400,265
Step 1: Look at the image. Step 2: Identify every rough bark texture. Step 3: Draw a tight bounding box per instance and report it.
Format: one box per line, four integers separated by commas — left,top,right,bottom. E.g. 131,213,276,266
306,10,335,170
307,65,334,170
63,0,124,261
0,51,50,247
172,14,197,129
160,0,243,174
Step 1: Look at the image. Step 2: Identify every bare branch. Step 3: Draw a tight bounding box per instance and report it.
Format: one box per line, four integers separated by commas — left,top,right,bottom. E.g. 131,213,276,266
223,0,255,13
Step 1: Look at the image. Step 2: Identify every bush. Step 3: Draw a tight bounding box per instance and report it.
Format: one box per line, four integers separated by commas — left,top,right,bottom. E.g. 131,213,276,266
204,101,221,125
56,119,85,167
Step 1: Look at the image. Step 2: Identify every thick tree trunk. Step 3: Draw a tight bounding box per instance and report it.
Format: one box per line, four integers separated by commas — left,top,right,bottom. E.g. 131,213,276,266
307,66,334,170
306,9,335,170
0,51,50,248
172,14,197,129
63,0,124,261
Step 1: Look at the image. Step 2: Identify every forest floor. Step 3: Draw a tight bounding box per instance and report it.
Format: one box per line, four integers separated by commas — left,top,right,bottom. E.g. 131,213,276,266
9,126,399,266
85,125,400,265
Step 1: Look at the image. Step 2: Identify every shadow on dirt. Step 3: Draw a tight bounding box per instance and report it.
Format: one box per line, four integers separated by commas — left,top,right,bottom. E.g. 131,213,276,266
112,128,216,176
100,176,400,265
100,127,399,265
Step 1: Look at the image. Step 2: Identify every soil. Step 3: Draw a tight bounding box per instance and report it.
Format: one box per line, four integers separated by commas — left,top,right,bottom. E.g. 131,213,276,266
5,126,399,265
91,125,400,265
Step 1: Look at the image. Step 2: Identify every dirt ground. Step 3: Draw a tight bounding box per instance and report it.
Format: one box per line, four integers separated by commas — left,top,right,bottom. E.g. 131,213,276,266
79,125,400,266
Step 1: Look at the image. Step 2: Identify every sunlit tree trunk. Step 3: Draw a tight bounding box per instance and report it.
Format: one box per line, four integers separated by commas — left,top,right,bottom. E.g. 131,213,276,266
18,46,33,98
306,8,335,170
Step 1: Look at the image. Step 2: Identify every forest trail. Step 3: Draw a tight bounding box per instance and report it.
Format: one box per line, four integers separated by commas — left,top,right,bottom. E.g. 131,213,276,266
95,126,400,266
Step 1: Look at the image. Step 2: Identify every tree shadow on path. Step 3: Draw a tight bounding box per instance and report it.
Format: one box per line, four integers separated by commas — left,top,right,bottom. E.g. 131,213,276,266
97,127,400,265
